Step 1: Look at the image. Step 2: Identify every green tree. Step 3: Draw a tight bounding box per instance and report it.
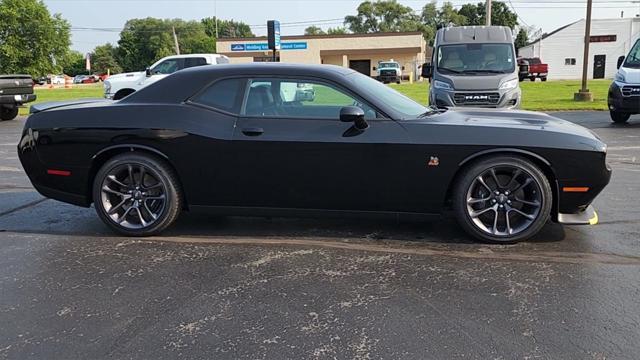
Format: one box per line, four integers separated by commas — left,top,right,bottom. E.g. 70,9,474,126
327,27,348,35
201,17,254,38
116,18,215,72
304,25,325,35
0,0,71,76
60,50,86,76
515,28,529,53
344,0,423,33
457,1,518,29
91,43,122,75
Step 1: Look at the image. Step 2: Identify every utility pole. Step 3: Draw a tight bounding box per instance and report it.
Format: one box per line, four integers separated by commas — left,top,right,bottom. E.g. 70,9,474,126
485,0,492,26
575,0,593,102
172,26,180,55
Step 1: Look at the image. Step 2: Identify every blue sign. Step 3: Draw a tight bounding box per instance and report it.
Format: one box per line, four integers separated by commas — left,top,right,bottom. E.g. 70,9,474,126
230,44,245,51
231,42,308,51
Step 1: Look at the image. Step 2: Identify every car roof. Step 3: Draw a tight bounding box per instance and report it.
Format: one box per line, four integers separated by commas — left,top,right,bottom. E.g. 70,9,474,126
437,26,513,44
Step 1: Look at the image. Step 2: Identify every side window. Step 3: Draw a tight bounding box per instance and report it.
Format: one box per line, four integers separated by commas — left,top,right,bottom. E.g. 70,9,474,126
191,78,246,114
216,57,230,64
184,57,208,69
243,78,377,119
152,59,180,75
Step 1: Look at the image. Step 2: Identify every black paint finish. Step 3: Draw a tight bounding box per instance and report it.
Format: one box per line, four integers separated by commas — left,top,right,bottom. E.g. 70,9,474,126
18,63,610,220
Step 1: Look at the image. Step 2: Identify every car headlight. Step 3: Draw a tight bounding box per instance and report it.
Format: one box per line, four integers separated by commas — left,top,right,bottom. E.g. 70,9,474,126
614,72,625,83
433,80,453,90
104,81,111,93
499,78,519,90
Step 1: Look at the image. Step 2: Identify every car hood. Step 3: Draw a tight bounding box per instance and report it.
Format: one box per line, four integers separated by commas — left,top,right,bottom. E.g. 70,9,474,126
30,99,112,114
106,71,145,82
618,67,640,84
405,108,606,152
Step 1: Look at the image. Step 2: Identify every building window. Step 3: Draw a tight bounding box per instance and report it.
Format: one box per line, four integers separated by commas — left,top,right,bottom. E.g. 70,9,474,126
565,58,577,66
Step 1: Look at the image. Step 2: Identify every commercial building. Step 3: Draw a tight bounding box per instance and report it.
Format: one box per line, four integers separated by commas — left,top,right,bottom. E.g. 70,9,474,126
217,32,427,80
519,18,640,80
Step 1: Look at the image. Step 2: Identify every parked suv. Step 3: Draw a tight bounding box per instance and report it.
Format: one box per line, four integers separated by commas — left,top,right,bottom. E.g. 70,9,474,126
104,54,229,100
422,26,521,109
608,38,640,124
0,75,36,121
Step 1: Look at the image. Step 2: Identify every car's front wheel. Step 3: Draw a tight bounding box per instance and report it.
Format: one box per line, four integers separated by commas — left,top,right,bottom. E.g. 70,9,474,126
610,111,630,124
93,153,182,236
0,106,19,121
453,156,552,243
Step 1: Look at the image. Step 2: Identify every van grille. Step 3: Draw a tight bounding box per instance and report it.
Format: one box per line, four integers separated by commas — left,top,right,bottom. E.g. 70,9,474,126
453,92,501,105
379,69,397,76
621,85,640,97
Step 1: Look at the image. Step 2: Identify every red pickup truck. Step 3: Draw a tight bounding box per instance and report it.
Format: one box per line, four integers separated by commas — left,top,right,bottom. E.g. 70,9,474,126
518,57,548,82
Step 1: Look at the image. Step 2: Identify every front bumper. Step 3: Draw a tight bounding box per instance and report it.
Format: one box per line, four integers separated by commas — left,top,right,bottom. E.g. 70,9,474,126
558,205,599,225
608,81,640,114
0,93,36,105
431,87,521,109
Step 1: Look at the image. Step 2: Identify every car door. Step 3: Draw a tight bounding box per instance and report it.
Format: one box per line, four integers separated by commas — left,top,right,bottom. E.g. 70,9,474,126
231,76,412,212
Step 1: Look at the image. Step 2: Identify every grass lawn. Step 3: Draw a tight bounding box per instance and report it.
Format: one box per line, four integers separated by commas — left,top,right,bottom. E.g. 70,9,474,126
390,79,610,111
19,79,610,116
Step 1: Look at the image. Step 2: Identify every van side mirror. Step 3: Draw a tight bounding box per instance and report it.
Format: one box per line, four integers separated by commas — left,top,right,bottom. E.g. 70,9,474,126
401,66,405,71
340,106,368,130
145,67,152,76
372,66,377,71
421,63,433,78
617,56,625,69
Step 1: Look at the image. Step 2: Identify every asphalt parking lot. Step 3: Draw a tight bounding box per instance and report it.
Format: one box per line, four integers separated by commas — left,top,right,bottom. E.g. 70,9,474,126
1,112,640,359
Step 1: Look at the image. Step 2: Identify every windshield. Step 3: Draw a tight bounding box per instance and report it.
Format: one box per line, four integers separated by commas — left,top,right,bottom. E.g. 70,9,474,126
379,62,399,69
624,39,640,68
348,71,426,119
437,43,515,74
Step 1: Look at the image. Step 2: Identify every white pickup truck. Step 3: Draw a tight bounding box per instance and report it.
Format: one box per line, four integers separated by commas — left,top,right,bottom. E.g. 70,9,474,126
104,54,229,100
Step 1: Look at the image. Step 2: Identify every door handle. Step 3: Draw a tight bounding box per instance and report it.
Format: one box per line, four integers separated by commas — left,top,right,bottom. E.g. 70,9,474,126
241,127,264,136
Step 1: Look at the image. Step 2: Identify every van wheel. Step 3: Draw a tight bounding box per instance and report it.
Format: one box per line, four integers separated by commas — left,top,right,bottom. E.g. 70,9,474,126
610,111,630,124
0,106,18,121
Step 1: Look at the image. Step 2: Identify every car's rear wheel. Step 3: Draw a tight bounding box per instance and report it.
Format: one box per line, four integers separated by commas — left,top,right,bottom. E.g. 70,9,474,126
0,106,19,121
453,156,552,243
93,153,182,236
610,111,630,124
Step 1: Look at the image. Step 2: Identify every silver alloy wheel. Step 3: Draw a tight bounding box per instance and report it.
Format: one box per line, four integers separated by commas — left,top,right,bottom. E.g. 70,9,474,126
465,165,542,237
100,163,166,229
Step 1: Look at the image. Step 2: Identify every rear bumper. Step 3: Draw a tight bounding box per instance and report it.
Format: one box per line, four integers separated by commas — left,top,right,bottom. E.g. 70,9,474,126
558,205,598,225
0,93,36,105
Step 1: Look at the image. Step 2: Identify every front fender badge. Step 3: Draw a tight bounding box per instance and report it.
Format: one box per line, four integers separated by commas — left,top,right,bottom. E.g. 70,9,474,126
428,156,440,167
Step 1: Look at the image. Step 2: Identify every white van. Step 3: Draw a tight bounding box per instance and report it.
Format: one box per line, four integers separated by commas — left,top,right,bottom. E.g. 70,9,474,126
608,39,640,123
104,54,229,100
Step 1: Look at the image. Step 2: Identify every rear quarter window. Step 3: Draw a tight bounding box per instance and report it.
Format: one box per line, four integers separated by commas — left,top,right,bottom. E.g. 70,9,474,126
191,78,246,114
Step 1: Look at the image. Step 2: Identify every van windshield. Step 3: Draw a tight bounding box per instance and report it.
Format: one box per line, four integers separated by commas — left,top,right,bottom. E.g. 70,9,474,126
437,43,515,74
623,39,640,68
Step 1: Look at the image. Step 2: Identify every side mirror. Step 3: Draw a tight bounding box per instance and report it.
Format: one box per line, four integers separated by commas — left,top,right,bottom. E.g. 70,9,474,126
340,106,368,130
617,56,625,69
145,67,152,76
401,66,405,71
421,63,433,78
372,66,377,71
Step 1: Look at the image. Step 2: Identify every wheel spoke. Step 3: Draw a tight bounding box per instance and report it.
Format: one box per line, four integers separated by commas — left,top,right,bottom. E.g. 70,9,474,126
143,201,158,220
106,175,127,188
102,186,126,198
505,169,522,191
138,165,146,186
470,206,495,218
510,178,532,194
509,208,536,221
145,194,165,201
505,211,512,235
492,210,499,234
127,165,134,185
108,198,127,215
468,196,491,205
489,169,501,189
117,206,134,224
135,207,148,227
513,197,540,207
476,175,492,192
144,182,162,191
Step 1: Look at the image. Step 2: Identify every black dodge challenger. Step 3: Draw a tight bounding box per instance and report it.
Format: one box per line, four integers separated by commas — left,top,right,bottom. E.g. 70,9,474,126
18,64,611,242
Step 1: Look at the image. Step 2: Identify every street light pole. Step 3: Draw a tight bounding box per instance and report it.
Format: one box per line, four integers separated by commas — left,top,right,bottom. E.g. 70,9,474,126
486,0,492,26
575,0,593,102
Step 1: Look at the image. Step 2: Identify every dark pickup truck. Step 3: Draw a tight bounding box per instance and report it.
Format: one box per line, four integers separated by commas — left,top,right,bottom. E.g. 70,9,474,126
0,75,36,121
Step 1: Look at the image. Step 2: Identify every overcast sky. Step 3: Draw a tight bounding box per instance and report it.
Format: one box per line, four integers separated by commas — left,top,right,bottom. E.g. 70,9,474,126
42,0,640,53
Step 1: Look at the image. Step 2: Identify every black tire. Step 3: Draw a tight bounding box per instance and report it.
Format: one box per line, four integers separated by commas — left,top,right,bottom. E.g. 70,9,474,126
93,153,182,236
113,89,135,100
540,77,547,82
396,80,401,84
610,111,630,124
0,106,19,121
529,76,536,82
453,156,552,243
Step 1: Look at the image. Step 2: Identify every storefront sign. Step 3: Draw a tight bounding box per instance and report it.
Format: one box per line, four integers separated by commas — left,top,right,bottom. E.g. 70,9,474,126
231,42,308,51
